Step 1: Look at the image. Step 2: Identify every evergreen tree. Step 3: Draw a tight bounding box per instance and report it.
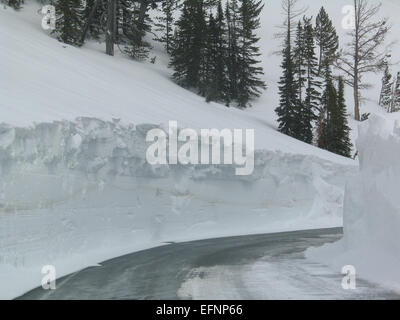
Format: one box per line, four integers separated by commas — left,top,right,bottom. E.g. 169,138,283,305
53,0,85,46
6,0,23,10
83,0,106,40
117,0,135,43
322,79,337,153
203,0,219,9
290,17,320,143
336,77,352,157
275,10,297,136
204,2,229,103
200,13,216,97
169,0,207,88
391,72,400,113
316,114,326,149
301,17,320,144
317,60,332,149
120,0,152,60
314,8,338,144
235,0,266,108
168,0,265,106
292,20,306,140
226,0,240,102
293,21,306,103
325,77,352,157
379,65,393,112
154,0,180,54
315,7,338,76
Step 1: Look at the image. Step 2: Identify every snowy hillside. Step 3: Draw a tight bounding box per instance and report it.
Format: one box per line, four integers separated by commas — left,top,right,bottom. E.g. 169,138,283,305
1,0,399,299
0,1,344,159
2,1,400,154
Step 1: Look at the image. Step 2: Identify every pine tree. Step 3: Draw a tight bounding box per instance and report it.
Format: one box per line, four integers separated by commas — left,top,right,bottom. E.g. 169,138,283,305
391,72,400,113
315,7,338,76
322,80,337,153
235,0,266,108
7,0,23,10
203,0,219,9
317,60,332,149
169,0,207,88
301,17,320,144
336,77,353,158
316,114,326,149
314,8,338,143
226,0,240,102
53,0,85,46
169,3,191,87
121,0,152,60
293,21,306,105
204,2,229,103
154,0,180,54
83,0,106,40
325,77,352,157
118,0,135,44
337,77,352,157
275,8,297,137
379,65,393,111
291,20,306,140
200,13,216,97
287,17,320,143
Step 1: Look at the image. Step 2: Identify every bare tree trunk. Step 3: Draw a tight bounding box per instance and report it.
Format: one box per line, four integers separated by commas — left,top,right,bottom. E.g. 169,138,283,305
106,0,116,56
353,0,360,121
354,74,360,121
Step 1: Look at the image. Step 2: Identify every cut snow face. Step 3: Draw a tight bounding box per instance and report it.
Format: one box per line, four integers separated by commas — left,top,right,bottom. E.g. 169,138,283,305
307,115,400,293
145,121,255,176
0,118,353,299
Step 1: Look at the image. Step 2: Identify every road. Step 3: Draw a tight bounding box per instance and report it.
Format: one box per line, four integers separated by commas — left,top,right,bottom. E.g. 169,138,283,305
18,228,400,300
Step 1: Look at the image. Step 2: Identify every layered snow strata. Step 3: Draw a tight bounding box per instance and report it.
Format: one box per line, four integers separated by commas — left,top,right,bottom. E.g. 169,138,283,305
0,118,353,298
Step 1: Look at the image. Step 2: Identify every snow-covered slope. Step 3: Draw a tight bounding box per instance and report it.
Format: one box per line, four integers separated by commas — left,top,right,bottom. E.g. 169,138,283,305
3,0,399,299
0,2,359,162
3,1,400,155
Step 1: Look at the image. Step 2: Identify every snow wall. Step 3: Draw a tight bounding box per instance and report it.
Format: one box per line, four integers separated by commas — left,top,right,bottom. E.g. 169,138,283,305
0,118,352,299
307,115,400,292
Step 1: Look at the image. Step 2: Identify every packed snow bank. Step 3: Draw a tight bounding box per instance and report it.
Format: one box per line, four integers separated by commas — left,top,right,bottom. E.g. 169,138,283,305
0,118,353,299
0,2,360,299
307,115,400,292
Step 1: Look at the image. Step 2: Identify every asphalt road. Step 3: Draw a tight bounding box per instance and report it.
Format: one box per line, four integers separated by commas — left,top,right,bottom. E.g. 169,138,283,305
18,228,400,300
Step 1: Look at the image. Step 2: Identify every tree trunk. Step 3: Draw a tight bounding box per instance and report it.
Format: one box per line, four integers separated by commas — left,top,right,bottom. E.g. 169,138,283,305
81,0,101,45
106,0,116,56
138,0,148,27
354,74,360,121
318,44,323,76
353,0,361,121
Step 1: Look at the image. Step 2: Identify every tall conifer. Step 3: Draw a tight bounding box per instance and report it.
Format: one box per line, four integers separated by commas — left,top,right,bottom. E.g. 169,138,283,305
53,0,85,46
